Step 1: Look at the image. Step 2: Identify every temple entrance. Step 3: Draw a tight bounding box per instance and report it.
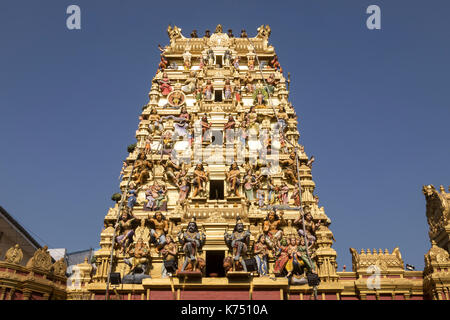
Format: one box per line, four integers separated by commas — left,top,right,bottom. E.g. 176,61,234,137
209,180,224,200
205,250,225,277
214,90,223,102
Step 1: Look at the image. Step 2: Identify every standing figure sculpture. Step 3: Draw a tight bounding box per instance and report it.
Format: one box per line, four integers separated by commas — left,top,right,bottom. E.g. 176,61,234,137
116,210,137,254
178,218,206,272
223,79,233,100
226,162,241,197
224,114,236,143
203,80,214,100
253,235,269,276
200,115,211,142
279,152,299,184
294,207,320,246
263,210,285,249
192,163,209,197
243,169,257,201
224,217,251,272
206,49,215,66
160,235,178,277
223,49,233,67
159,72,172,96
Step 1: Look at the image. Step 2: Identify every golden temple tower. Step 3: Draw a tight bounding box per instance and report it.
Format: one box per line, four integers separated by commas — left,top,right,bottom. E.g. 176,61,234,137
64,25,449,301
81,24,337,300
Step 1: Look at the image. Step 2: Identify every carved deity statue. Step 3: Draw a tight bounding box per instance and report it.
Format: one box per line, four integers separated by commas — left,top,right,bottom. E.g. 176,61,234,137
224,217,251,272
254,234,269,276
178,218,206,272
226,163,241,197
160,235,178,277
263,210,285,249
149,211,169,250
116,210,137,254
279,152,298,184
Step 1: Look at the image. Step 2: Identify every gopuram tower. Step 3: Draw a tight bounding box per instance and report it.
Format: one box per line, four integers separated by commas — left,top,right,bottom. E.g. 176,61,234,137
83,24,339,300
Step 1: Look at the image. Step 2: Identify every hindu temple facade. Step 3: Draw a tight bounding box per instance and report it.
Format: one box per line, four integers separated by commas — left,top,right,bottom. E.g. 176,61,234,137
42,25,450,300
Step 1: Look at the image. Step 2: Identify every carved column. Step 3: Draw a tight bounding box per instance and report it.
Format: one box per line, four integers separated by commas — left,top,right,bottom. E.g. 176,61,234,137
314,226,338,282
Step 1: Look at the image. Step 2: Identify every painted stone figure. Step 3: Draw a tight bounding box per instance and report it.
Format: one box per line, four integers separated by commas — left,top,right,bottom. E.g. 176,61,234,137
284,236,300,277
200,115,211,142
119,161,127,180
277,105,289,131
224,114,236,143
183,49,192,70
273,238,289,275
243,169,257,201
181,71,197,94
127,189,137,210
223,49,232,67
116,211,136,254
203,80,214,100
192,163,209,197
294,208,320,246
158,55,168,71
159,72,172,96
144,136,152,155
167,90,185,107
233,56,240,70
256,186,265,208
176,177,190,204
244,72,254,93
148,108,163,135
160,235,178,277
226,163,241,197
149,211,169,251
279,182,290,205
178,218,205,272
265,73,277,94
267,177,276,204
206,49,215,66
279,152,298,184
223,79,233,100
263,210,285,249
224,217,251,272
253,85,268,106
179,106,191,122
253,234,269,276
122,238,152,284
291,185,301,207
123,238,151,281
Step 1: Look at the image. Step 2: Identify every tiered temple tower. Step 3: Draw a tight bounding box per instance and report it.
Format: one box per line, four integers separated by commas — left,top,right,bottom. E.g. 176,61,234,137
84,24,338,299
64,25,449,301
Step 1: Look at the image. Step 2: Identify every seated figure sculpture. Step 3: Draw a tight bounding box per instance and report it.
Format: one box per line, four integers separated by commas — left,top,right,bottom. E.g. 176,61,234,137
149,211,169,251
122,238,151,284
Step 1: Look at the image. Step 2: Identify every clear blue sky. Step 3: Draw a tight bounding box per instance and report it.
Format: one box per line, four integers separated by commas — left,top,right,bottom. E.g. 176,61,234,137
1,0,449,270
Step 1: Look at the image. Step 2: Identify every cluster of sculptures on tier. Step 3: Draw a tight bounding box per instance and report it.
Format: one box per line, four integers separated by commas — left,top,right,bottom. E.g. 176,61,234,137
111,205,321,284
